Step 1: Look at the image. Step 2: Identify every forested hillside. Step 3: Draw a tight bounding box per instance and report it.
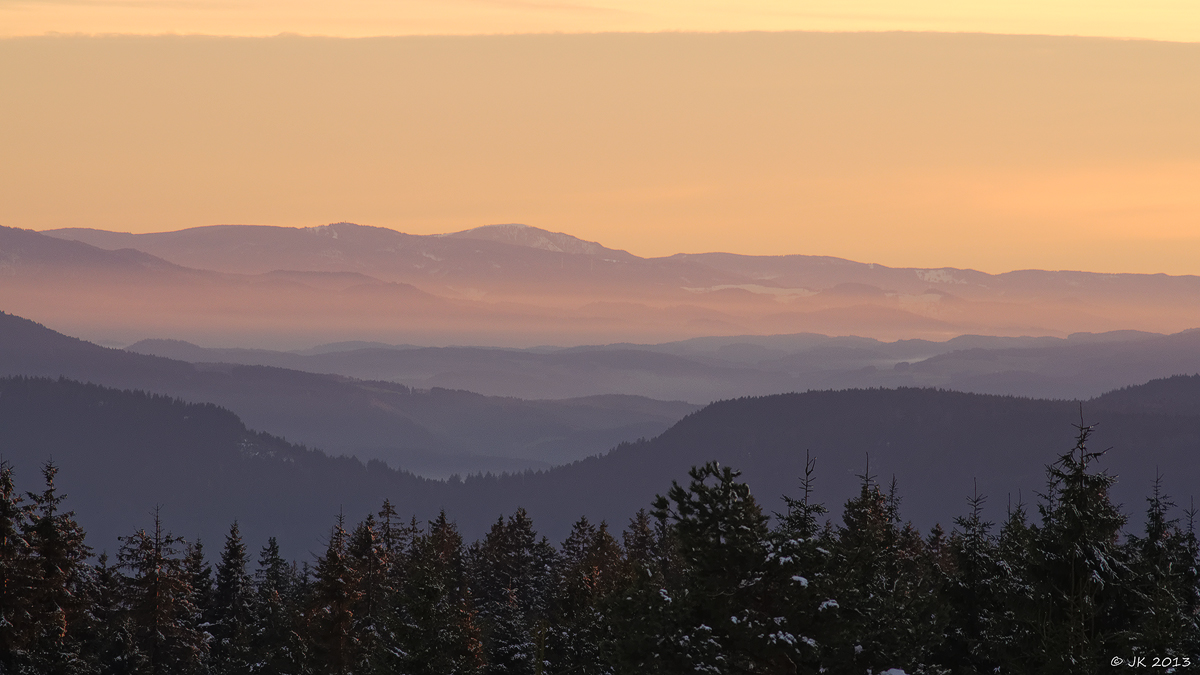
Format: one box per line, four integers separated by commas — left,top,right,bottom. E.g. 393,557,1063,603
0,312,699,476
0,376,436,560
6,369,1200,564
485,382,1200,539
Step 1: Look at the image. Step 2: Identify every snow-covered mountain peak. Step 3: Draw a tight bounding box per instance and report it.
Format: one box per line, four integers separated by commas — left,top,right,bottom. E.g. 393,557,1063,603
445,223,631,258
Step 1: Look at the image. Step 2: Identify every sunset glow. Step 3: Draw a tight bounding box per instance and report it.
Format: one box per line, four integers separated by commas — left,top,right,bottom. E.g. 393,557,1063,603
4,30,1198,274
4,1,1200,43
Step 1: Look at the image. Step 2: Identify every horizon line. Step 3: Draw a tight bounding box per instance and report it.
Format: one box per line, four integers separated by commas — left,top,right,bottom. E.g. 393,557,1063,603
29,221,1200,279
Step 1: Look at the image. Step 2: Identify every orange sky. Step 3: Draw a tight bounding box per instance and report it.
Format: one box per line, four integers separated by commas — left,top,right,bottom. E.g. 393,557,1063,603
2,18,1199,274
3,1,1200,42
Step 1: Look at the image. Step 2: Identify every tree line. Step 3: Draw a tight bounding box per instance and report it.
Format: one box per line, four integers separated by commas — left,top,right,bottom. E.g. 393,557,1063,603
1,420,1197,674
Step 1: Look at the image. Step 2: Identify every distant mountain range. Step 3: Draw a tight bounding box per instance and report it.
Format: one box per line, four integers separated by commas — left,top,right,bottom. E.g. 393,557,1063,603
0,312,697,477
126,328,1200,404
8,304,1200,487
0,221,1195,346
6,220,1200,557
43,222,1200,311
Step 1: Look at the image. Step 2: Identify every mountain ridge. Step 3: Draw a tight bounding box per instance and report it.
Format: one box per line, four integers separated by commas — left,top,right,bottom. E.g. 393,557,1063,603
121,326,1200,404
38,222,1200,345
0,312,700,476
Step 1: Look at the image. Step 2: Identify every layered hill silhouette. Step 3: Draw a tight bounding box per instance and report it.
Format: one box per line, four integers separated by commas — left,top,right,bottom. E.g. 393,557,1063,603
126,328,1200,404
44,222,721,298
13,222,1200,345
0,312,697,476
0,375,429,561
4,369,1200,565
0,225,464,349
530,384,1200,546
46,222,1200,312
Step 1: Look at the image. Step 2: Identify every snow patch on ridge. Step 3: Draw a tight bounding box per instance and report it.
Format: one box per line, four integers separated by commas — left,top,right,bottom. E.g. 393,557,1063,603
915,268,965,284
445,223,621,257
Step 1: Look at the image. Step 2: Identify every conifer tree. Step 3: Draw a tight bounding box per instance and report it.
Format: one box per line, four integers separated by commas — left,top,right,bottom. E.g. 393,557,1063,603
825,466,940,673
779,451,829,543
183,539,214,672
21,460,93,674
185,540,214,613
0,460,33,667
1123,476,1200,658
607,508,678,672
548,516,624,674
1029,417,1128,672
346,514,395,673
469,508,557,675
251,537,305,674
85,552,135,675
630,462,816,672
993,496,1039,673
773,452,834,660
942,488,1008,673
621,509,656,575
307,513,360,675
1183,503,1200,658
376,500,406,565
391,511,484,675
375,503,417,647
826,468,900,672
117,509,208,675
210,521,254,674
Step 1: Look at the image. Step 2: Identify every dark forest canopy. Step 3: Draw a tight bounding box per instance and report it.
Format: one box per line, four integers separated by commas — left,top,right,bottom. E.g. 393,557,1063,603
1,425,1198,674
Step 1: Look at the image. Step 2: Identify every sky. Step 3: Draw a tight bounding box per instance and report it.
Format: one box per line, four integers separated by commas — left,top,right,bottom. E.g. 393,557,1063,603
2,4,1199,274
3,0,1200,42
